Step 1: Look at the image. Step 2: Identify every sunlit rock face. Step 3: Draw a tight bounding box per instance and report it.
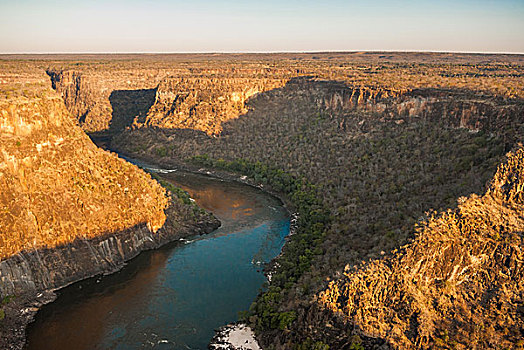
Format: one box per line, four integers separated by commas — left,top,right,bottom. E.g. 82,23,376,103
139,76,288,135
46,68,160,132
0,81,168,259
319,147,524,349
0,74,174,296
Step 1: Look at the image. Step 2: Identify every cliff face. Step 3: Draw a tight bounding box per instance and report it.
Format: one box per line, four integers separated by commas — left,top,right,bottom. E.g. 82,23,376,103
0,88,168,261
318,147,524,349
139,77,288,135
307,81,523,143
47,68,290,135
0,71,221,292
46,68,165,132
0,205,217,298
46,70,113,132
46,56,523,137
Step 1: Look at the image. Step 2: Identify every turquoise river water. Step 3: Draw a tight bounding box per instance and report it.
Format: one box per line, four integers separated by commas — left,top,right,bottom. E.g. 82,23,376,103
25,167,289,350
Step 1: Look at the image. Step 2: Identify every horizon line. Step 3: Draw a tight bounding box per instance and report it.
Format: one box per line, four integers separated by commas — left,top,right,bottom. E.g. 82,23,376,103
1,50,523,56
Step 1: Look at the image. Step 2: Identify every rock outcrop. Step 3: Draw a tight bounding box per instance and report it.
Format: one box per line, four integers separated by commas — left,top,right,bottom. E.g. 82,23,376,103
0,71,219,349
0,199,218,298
138,76,288,135
319,146,524,349
0,86,168,261
46,69,111,132
316,83,523,140
46,67,166,132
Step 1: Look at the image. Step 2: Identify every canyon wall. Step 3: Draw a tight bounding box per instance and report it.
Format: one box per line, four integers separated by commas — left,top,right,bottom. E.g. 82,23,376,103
139,76,288,135
0,73,219,297
0,208,217,297
46,68,164,132
319,146,524,349
316,82,522,133
0,86,167,260
46,66,294,134
312,81,524,149
46,57,523,137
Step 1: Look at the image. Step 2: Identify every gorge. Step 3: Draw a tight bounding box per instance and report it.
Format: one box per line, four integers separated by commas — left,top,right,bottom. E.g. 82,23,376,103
0,52,523,349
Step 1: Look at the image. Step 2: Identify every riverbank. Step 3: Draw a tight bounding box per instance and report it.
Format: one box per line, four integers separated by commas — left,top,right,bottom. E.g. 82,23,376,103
104,152,306,350
23,161,290,349
110,148,297,213
111,151,303,286
210,323,261,350
0,195,219,350
106,151,329,349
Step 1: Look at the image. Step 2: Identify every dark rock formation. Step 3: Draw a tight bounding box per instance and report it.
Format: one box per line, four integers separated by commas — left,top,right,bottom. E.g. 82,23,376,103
0,201,219,298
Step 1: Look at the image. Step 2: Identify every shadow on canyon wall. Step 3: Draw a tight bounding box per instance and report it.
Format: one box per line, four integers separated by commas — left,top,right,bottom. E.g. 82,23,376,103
93,77,523,153
108,88,157,133
88,88,156,146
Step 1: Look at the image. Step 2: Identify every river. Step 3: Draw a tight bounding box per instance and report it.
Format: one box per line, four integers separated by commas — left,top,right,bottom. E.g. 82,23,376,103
24,166,289,349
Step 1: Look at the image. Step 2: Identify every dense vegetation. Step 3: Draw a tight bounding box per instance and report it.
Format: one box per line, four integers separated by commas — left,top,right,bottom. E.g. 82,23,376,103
150,172,210,219
188,155,330,334
113,75,523,348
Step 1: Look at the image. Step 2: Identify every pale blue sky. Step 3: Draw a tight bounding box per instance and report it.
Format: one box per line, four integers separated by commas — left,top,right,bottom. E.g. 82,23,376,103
1,0,523,53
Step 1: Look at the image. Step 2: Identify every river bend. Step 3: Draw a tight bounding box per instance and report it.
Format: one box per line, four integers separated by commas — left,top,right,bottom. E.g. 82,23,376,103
25,167,289,350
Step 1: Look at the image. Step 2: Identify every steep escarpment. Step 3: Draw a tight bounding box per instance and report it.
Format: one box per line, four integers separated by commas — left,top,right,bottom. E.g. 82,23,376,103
138,76,288,135
46,55,523,135
0,73,219,349
46,66,294,134
316,83,523,145
319,147,524,349
0,90,168,261
46,69,113,132
46,67,172,132
0,193,218,350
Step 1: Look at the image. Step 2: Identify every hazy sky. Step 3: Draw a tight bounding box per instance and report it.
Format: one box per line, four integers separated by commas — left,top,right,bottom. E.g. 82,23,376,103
1,0,523,53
